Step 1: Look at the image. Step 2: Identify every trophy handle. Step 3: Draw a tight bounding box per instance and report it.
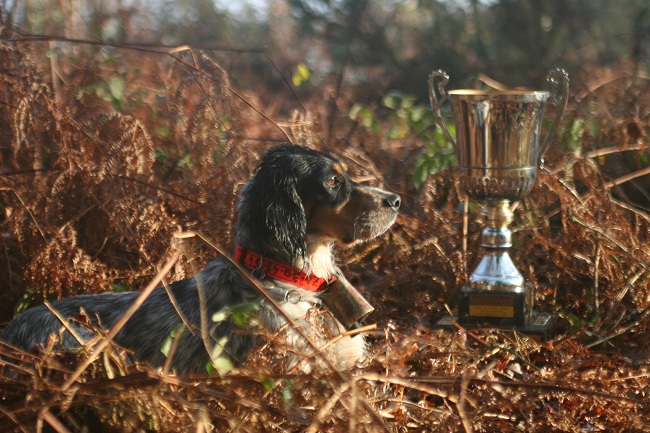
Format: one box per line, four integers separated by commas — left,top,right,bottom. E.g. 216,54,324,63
538,68,569,167
428,70,457,147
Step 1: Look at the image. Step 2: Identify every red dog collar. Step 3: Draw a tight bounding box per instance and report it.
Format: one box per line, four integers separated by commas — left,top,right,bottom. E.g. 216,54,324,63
235,245,336,292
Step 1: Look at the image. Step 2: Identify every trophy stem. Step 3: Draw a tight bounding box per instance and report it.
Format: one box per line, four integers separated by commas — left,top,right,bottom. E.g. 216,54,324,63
469,200,525,292
458,198,533,327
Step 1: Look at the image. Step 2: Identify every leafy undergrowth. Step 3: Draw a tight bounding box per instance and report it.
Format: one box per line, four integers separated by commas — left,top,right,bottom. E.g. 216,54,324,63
1,34,650,432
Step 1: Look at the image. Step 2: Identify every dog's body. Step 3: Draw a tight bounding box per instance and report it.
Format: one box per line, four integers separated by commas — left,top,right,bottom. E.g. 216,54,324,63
1,145,399,374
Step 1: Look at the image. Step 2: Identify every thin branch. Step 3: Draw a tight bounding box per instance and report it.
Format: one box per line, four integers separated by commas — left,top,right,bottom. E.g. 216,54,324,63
113,174,202,205
7,33,267,54
360,373,449,400
264,52,306,111
8,33,292,142
305,381,351,433
602,270,645,327
61,252,180,391
10,189,47,242
39,409,72,433
458,375,474,433
593,241,601,326
570,214,650,271
164,45,291,142
380,374,645,406
604,164,650,190
584,143,646,158
43,302,90,350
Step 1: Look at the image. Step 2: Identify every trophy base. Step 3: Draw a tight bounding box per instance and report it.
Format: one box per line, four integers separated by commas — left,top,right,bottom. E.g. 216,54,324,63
435,309,556,342
435,285,555,342
458,285,533,327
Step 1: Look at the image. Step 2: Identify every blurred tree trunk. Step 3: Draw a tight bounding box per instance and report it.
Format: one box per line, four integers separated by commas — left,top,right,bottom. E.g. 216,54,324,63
470,0,491,73
632,6,649,73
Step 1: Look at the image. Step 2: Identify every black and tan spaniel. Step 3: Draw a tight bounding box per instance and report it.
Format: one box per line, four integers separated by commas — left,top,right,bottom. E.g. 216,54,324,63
1,145,400,374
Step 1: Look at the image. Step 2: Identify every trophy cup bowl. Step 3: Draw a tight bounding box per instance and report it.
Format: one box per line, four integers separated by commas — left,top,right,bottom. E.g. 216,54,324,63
429,69,569,338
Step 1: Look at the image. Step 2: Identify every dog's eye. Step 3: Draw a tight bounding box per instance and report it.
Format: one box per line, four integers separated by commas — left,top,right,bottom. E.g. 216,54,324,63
326,175,341,187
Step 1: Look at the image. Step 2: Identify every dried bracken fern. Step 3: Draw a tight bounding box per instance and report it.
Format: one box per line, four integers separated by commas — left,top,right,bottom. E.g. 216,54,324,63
1,32,650,432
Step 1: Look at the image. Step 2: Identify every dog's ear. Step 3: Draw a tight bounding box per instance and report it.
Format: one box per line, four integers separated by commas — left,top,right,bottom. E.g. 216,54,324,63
237,163,307,262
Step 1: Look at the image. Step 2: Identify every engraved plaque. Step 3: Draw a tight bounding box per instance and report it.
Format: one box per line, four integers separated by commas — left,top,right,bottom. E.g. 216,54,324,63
468,294,515,318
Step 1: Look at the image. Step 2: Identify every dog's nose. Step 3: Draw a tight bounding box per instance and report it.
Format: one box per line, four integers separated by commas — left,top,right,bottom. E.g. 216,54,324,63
384,193,401,210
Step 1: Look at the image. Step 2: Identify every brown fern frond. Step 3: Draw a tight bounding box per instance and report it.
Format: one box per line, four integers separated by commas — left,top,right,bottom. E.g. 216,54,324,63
25,226,114,299
88,112,155,179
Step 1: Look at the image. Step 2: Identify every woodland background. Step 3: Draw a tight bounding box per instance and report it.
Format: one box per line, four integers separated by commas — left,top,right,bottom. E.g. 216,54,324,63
1,0,650,431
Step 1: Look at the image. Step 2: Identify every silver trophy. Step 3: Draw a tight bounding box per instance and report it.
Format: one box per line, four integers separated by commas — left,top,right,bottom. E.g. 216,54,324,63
429,69,569,338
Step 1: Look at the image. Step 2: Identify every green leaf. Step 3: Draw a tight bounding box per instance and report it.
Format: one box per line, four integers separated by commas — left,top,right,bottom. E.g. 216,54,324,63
153,149,168,163
231,302,260,328
567,313,586,332
383,94,398,110
297,63,310,80
349,103,363,120
401,96,415,109
360,109,375,129
111,283,131,293
410,106,426,122
211,357,235,375
206,335,235,375
160,323,186,357
212,308,230,323
107,77,125,100
178,152,192,170
13,290,38,315
261,376,276,392
382,90,403,109
292,63,311,87
211,336,229,359
281,385,293,403
413,159,428,188
212,302,260,328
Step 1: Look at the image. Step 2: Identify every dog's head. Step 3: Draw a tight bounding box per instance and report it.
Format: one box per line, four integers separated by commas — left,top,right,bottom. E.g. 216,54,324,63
236,145,400,267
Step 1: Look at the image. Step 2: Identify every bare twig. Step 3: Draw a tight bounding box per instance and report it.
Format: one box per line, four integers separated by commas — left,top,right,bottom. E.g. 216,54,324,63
570,214,650,271
187,231,339,372
584,143,646,158
39,409,72,433
462,197,469,280
167,45,291,142
61,252,180,391
318,323,377,352
263,52,306,111
604,164,650,190
458,375,474,433
374,374,646,406
586,307,650,349
359,373,449,400
43,302,89,350
602,270,645,327
443,304,489,346
10,189,47,242
0,403,31,433
305,381,351,433
8,33,267,54
593,241,601,326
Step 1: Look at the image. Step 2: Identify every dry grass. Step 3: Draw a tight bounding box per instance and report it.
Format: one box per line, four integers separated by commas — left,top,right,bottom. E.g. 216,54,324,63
1,33,650,432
